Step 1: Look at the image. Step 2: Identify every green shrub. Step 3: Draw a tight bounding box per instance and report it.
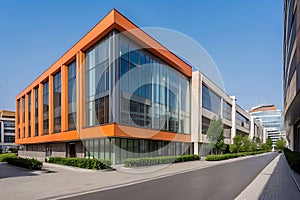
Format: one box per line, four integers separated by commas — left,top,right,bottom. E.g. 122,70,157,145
123,154,200,168
205,150,269,161
6,157,43,170
284,148,300,174
48,157,112,170
0,153,17,162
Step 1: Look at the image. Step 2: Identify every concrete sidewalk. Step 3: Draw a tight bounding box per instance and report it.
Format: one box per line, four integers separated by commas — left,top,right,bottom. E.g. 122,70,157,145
0,152,276,200
236,154,300,200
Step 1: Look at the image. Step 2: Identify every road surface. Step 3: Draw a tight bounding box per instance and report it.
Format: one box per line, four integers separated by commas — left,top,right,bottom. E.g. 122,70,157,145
63,153,278,200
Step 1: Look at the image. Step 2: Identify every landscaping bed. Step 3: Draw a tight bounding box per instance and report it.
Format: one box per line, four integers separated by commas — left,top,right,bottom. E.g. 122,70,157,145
6,157,43,170
47,157,112,170
205,150,270,161
284,148,300,174
123,154,200,168
0,153,17,162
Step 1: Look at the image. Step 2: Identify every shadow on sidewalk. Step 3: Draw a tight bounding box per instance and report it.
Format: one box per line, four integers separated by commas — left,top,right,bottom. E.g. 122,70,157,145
0,163,39,179
259,154,300,200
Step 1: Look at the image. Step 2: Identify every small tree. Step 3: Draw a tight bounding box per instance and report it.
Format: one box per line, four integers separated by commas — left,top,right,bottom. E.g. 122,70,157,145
261,143,270,150
254,137,261,145
233,135,243,153
242,136,251,152
266,137,273,150
206,117,224,154
250,141,257,151
275,137,286,151
215,131,227,154
229,144,237,153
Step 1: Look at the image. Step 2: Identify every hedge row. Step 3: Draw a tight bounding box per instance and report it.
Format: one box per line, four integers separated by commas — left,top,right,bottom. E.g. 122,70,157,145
284,148,300,174
0,153,17,162
48,157,112,170
123,154,200,167
205,150,270,161
6,157,43,170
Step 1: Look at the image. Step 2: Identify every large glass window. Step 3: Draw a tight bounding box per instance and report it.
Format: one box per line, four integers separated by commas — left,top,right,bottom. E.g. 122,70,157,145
43,81,49,134
4,135,15,143
119,38,190,134
84,137,190,164
68,61,77,130
85,37,110,127
22,97,25,123
28,92,31,137
236,111,250,129
202,84,221,115
35,87,39,136
53,72,61,132
222,101,232,120
202,117,210,135
17,100,20,124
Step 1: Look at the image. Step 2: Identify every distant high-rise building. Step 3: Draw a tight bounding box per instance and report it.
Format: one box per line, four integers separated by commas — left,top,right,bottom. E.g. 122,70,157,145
0,110,16,152
284,0,300,151
249,105,285,144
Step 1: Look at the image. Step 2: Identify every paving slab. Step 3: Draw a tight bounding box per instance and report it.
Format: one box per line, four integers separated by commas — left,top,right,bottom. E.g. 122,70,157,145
235,154,300,200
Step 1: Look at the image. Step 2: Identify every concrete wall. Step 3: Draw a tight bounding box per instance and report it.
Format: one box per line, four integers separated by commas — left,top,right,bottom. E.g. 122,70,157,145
75,141,84,158
19,141,85,161
19,143,46,162
52,143,66,158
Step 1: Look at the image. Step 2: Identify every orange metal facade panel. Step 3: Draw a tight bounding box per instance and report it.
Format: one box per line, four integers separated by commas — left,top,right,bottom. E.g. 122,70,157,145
16,130,79,144
30,89,35,137
61,65,68,132
79,124,115,139
114,124,191,143
16,123,191,144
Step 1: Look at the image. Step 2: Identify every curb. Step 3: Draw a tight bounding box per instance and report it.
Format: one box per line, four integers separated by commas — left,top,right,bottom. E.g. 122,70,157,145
288,168,300,192
43,162,96,173
43,162,116,172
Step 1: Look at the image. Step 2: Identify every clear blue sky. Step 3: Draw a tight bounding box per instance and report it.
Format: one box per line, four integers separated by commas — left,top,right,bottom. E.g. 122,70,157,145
0,0,283,111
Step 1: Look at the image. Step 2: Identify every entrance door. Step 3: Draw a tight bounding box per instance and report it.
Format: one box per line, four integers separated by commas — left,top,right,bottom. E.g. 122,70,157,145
69,143,76,158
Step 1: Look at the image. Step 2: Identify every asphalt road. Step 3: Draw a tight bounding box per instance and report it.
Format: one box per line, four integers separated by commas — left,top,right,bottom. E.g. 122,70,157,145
64,153,278,200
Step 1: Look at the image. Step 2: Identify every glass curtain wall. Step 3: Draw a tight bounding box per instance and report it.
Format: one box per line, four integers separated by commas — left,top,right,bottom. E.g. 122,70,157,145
22,97,25,123
43,81,49,134
236,111,250,129
53,72,62,132
68,61,77,130
84,138,191,164
202,84,221,115
85,36,110,127
222,101,232,121
119,37,190,134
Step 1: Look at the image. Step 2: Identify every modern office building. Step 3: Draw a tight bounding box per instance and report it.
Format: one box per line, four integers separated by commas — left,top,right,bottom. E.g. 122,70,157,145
191,72,264,155
249,105,284,144
0,110,16,152
16,9,264,164
284,0,300,151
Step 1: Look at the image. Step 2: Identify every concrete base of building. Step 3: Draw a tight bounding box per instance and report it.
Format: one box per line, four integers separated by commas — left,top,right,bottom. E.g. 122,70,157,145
18,138,193,165
18,141,84,162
